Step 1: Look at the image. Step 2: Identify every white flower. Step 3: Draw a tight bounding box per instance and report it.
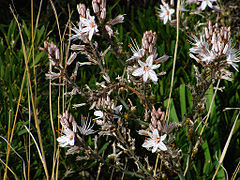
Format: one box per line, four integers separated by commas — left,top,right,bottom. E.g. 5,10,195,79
141,129,167,153
226,47,240,72
80,15,99,41
78,116,95,136
70,23,88,42
57,111,77,147
113,105,122,119
132,55,160,82
189,34,217,64
93,110,104,126
198,0,217,11
126,38,145,62
57,127,75,147
157,2,175,24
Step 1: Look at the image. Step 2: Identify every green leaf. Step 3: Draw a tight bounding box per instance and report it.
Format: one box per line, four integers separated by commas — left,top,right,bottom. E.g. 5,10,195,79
164,98,179,122
206,86,216,119
98,141,110,155
202,141,212,175
179,84,186,120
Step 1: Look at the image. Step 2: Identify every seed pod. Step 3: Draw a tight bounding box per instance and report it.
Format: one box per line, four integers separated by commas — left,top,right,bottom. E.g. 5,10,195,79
192,147,198,155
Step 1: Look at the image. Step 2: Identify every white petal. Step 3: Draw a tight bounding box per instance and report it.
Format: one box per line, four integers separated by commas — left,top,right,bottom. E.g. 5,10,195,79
89,29,94,41
159,142,167,151
170,9,175,14
138,130,150,136
161,134,167,141
143,72,149,82
115,105,122,113
151,64,160,70
146,55,154,66
152,145,158,153
148,70,158,82
207,1,213,8
138,60,146,67
200,2,207,10
163,16,168,24
94,110,103,118
152,129,159,139
142,139,154,148
132,67,144,76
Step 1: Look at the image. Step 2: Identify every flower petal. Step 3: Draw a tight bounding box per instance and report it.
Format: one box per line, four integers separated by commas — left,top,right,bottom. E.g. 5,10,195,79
148,70,158,82
132,67,144,77
143,71,149,82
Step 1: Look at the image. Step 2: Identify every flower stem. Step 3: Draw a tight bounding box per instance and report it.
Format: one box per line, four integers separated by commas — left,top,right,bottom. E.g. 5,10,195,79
154,153,160,176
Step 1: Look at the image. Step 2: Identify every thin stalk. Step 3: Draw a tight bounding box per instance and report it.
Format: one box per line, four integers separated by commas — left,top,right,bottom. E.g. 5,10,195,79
1,135,27,180
153,153,160,176
192,78,221,156
165,0,180,120
3,110,12,180
96,136,109,180
231,159,240,180
49,44,57,180
212,110,240,180
27,82,31,180
31,0,37,105
3,67,26,180
30,1,35,178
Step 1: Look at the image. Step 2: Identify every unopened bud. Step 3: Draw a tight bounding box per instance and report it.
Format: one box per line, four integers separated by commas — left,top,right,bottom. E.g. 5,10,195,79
77,3,86,18
92,0,100,14
100,8,106,20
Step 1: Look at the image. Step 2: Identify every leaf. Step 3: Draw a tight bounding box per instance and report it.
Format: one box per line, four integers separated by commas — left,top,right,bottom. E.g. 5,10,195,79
164,98,179,122
179,84,186,120
206,86,216,119
202,141,212,175
98,141,110,155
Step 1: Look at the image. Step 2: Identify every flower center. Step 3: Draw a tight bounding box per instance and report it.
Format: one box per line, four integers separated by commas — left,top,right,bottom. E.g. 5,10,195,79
155,137,160,143
90,22,96,28
144,66,149,71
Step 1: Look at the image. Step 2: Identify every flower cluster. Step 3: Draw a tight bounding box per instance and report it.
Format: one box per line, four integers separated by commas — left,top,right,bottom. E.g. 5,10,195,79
139,107,182,173
40,0,240,179
56,111,96,156
156,0,219,27
189,21,240,79
127,31,169,83
71,2,124,43
93,96,123,136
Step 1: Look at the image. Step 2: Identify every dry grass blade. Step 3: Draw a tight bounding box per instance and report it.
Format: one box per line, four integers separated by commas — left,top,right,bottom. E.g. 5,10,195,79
10,5,49,179
3,68,26,180
0,158,18,180
24,125,48,178
0,136,27,180
231,159,240,180
212,110,240,180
